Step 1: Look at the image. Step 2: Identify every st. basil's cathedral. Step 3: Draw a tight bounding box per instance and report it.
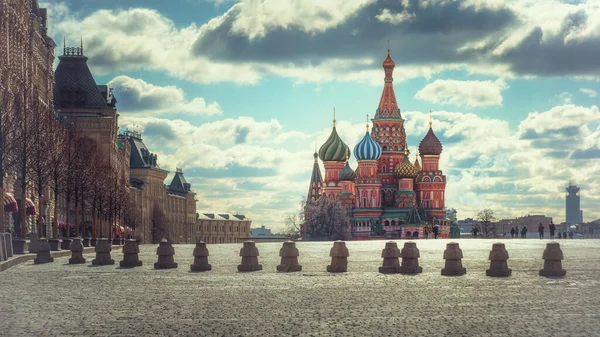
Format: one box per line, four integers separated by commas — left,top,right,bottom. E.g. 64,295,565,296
307,50,448,239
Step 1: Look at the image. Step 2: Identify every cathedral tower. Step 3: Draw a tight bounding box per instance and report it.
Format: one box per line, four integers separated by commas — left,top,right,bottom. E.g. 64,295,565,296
318,117,350,199
415,117,446,220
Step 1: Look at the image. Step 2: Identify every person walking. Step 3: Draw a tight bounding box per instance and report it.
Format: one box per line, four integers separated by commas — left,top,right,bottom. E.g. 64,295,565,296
521,226,527,238
515,226,519,238
549,221,556,238
432,224,440,239
423,225,430,240
538,223,545,239
510,227,515,238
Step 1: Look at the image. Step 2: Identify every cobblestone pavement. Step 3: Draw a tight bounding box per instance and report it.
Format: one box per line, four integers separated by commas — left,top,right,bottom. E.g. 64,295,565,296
0,239,599,337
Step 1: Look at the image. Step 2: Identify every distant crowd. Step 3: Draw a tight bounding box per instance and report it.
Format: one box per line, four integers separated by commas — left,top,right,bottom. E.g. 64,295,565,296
471,221,577,239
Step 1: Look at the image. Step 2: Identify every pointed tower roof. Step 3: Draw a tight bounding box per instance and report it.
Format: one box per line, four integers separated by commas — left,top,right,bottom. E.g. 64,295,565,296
374,49,401,120
308,152,323,201
338,160,357,181
54,44,110,110
414,153,421,171
394,152,417,178
169,168,191,194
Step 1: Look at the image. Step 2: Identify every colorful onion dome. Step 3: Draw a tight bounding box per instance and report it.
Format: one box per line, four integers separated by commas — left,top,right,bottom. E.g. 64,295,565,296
382,49,395,69
353,132,382,161
419,126,443,155
395,154,417,178
318,125,350,162
338,161,357,181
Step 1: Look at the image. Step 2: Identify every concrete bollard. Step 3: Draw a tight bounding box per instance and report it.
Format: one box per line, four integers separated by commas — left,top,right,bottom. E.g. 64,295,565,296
34,239,54,264
82,237,90,247
379,241,401,274
238,241,262,272
112,237,121,245
441,242,467,276
69,237,86,264
327,240,349,273
61,238,72,250
190,241,212,272
486,243,511,277
154,239,177,269
90,238,97,247
3,232,13,258
399,242,423,274
28,234,40,253
92,238,115,265
120,239,142,267
48,238,60,251
277,241,302,272
539,242,566,277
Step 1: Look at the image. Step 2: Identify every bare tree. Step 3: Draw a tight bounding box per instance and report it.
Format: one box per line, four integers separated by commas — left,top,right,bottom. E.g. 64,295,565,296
48,117,68,238
28,104,54,237
303,196,350,240
0,73,19,232
283,212,302,235
476,208,497,238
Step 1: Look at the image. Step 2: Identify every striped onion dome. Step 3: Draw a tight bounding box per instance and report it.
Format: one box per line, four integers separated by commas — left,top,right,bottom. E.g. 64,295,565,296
338,161,357,181
318,126,350,162
395,155,417,178
353,132,382,161
419,127,443,155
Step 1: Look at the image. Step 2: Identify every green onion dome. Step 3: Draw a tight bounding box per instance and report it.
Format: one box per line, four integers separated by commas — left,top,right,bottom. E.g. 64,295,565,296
338,161,357,181
394,155,417,178
318,125,350,162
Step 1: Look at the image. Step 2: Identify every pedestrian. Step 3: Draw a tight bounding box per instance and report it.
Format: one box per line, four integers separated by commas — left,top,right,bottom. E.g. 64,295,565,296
557,232,562,239
538,223,545,239
432,224,439,239
472,225,478,238
549,221,555,238
562,231,567,239
423,225,430,240
521,226,527,238
510,227,515,238
515,226,519,238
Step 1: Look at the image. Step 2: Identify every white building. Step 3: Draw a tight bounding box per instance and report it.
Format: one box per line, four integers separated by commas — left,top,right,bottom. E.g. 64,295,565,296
250,226,272,237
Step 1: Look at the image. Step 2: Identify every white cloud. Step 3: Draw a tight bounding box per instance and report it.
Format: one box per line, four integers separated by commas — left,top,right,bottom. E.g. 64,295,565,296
414,79,509,107
580,88,598,98
108,76,222,116
375,8,416,25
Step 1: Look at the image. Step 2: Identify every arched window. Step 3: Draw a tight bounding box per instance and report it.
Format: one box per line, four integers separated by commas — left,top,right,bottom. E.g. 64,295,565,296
384,220,390,226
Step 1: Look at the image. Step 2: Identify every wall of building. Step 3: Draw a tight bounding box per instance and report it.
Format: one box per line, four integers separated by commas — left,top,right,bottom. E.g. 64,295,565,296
193,213,251,244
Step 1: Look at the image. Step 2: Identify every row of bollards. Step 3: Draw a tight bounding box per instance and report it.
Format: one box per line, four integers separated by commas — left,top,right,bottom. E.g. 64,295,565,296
34,238,567,278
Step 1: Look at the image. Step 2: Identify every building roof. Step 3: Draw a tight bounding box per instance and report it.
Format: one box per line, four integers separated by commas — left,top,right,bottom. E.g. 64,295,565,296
197,212,250,221
395,154,417,178
168,168,191,194
54,47,112,110
354,131,382,161
338,161,357,181
126,131,160,169
419,126,443,155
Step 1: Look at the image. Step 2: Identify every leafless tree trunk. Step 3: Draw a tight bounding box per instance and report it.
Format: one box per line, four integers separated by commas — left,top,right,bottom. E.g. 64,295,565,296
476,208,497,238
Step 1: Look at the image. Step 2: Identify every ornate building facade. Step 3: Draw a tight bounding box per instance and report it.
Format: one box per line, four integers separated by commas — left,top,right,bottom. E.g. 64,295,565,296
310,50,448,239
1,0,55,236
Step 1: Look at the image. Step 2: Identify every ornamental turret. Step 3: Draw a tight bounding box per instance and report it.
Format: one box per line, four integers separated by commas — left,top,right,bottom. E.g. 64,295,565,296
338,159,357,209
418,112,443,171
353,121,382,213
318,111,350,198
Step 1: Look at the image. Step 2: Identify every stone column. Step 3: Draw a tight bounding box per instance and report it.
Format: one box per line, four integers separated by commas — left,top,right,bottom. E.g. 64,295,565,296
327,240,349,273
120,239,142,267
379,241,401,274
0,233,6,261
277,241,302,272
69,237,86,264
399,242,423,274
238,241,262,272
539,242,566,277
486,243,511,277
190,241,211,272
154,239,177,269
5,232,13,257
441,242,466,276
92,238,115,265
34,239,54,264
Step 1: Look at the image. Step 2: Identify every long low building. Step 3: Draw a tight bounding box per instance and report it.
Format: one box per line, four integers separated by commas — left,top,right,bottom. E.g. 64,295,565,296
192,213,251,244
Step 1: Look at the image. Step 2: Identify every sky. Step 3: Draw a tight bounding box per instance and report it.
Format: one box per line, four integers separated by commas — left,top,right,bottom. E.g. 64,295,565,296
41,0,600,230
